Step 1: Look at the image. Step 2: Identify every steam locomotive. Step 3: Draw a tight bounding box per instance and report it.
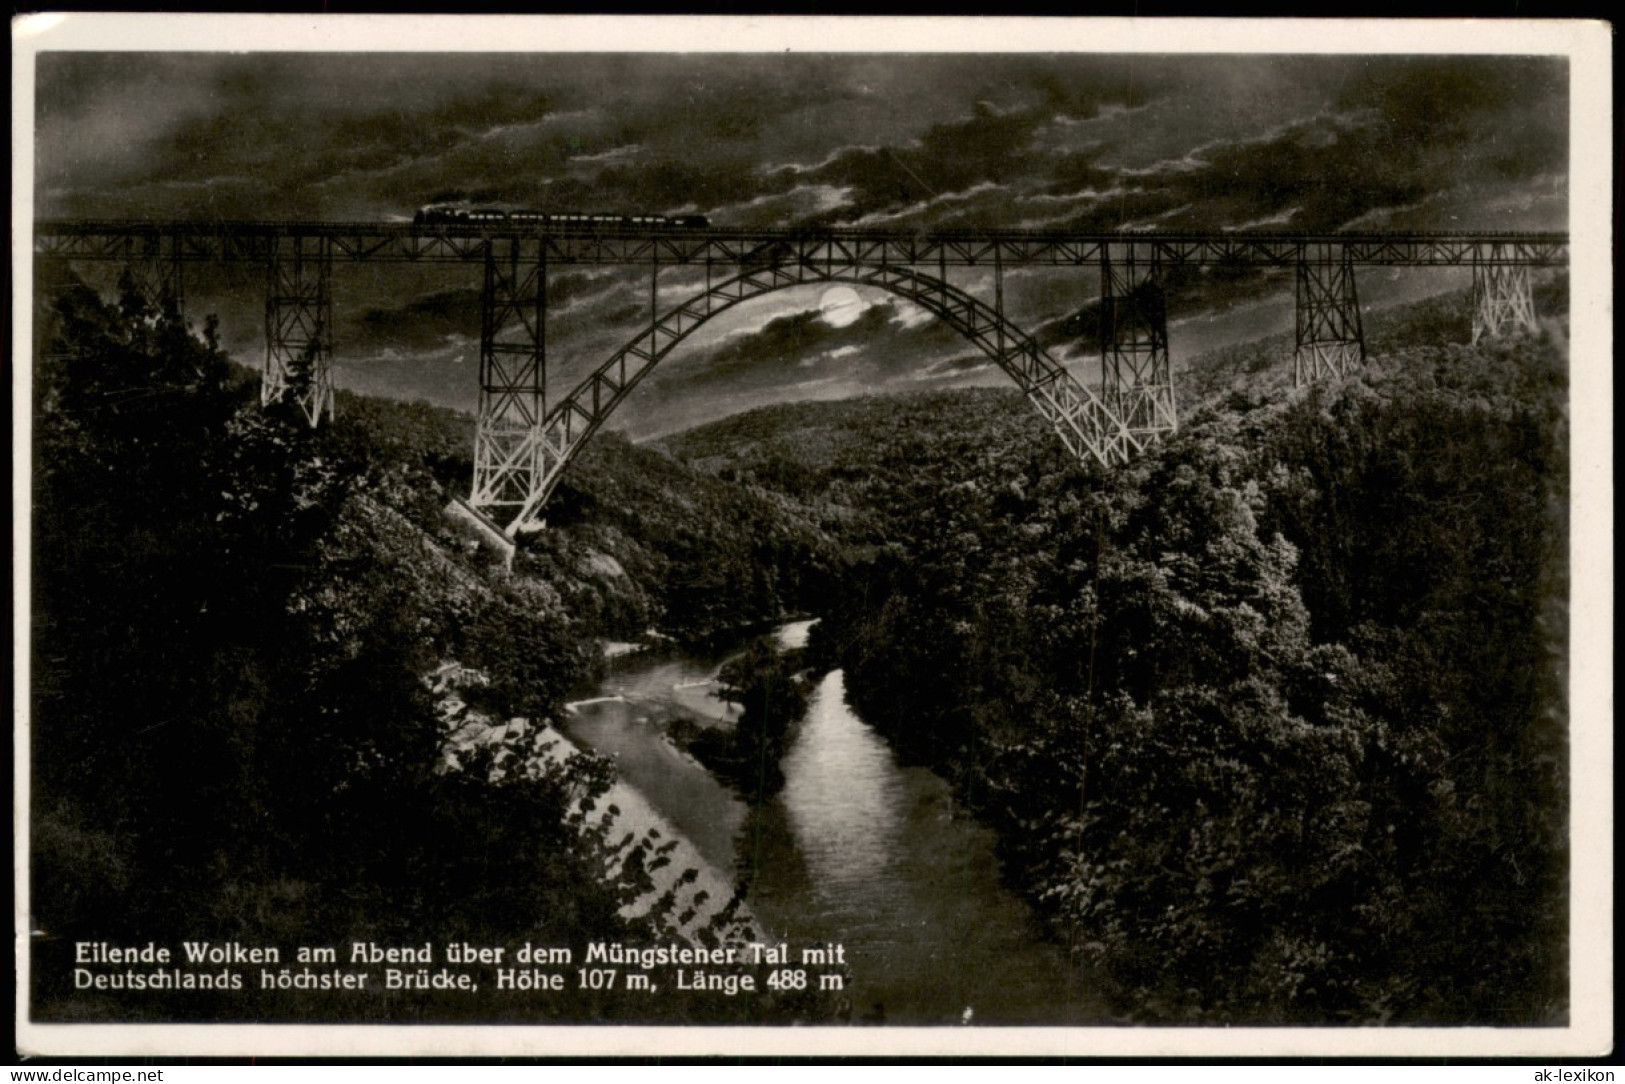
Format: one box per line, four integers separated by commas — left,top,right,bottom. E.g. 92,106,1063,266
413,205,710,229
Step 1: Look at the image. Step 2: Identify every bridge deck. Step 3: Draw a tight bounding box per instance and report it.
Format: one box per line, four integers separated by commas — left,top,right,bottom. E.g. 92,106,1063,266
33,221,1568,268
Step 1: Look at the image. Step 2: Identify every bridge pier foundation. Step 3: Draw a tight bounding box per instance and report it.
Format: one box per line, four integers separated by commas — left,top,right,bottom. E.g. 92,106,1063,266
470,237,547,526
1294,244,1364,387
1100,245,1177,441
263,235,334,427
1471,244,1539,342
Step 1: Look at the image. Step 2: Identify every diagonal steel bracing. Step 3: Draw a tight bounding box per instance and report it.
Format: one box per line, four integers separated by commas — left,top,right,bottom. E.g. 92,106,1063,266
470,237,547,512
478,255,1140,534
263,235,334,427
1100,245,1178,441
34,221,1570,271
1471,243,1539,343
120,232,186,318
1295,243,1365,386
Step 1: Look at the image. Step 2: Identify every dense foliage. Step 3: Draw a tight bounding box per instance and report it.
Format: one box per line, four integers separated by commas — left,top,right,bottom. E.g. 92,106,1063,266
676,638,810,801
27,281,745,1022
31,270,1568,1027
533,431,842,648
671,299,1569,1024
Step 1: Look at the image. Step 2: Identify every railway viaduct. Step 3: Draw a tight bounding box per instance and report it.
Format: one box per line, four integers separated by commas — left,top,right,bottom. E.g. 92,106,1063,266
35,220,1567,536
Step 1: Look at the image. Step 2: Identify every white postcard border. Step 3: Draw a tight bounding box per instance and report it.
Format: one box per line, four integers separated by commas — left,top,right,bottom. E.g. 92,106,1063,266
12,13,1613,1059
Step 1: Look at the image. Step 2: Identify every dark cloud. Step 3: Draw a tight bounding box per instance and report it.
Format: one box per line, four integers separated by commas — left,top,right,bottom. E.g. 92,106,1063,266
1139,57,1571,232
806,102,1046,220
641,297,966,405
38,52,1567,231
544,158,797,218
354,287,476,346
1039,149,1119,197
1164,116,1430,231
1032,58,1565,236
34,50,1568,433
1026,61,1162,116
1332,57,1565,146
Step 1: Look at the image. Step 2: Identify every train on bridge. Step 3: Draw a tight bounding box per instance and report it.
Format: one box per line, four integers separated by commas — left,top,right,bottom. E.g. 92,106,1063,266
413,205,710,230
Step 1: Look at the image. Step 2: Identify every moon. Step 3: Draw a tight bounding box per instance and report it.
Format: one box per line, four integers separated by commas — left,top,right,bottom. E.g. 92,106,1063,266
819,286,865,328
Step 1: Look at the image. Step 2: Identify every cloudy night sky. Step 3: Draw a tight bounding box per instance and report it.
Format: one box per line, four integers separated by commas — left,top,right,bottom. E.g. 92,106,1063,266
34,48,1569,438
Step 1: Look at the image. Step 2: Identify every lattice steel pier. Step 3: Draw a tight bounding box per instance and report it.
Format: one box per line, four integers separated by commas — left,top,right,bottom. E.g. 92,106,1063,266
1472,242,1541,342
1295,242,1365,387
1101,242,1177,442
471,237,548,517
263,235,335,426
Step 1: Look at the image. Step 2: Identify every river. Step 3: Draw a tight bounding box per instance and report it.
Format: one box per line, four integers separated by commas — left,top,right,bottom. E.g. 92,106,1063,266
559,620,1106,1025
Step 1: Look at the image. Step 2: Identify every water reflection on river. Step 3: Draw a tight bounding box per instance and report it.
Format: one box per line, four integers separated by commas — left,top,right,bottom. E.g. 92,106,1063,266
560,621,1105,1024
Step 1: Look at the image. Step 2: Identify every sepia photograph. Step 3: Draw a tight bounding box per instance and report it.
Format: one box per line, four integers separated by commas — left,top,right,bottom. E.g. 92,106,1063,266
12,14,1612,1059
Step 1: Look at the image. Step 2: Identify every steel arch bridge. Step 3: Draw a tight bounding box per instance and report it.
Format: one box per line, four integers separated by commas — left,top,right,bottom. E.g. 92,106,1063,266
491,258,1143,531
33,219,1568,536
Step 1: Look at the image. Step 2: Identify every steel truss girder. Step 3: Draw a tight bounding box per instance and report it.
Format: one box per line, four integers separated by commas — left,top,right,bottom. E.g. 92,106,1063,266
1101,244,1177,441
35,221,1569,270
263,235,334,427
1471,244,1540,343
1295,244,1365,386
471,238,548,509
473,259,1141,533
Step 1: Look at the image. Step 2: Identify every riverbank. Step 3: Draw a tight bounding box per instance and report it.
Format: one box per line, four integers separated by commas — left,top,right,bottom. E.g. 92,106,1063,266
557,624,1112,1024
438,662,762,946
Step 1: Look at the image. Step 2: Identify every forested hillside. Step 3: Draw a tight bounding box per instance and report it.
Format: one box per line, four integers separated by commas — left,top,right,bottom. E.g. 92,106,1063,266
666,292,1570,1024
533,431,842,647
319,390,840,650
27,278,831,1023
29,272,1569,1027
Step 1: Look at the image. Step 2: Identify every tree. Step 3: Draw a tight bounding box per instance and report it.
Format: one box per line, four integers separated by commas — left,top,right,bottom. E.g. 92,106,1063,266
714,638,808,800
